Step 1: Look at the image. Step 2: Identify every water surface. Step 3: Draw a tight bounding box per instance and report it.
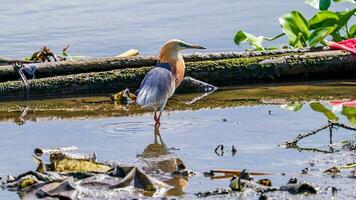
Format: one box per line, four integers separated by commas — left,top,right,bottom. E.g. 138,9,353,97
0,81,355,199
0,0,353,58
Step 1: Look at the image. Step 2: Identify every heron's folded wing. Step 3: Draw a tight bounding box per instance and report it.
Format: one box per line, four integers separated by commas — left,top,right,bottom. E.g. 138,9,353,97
136,67,175,108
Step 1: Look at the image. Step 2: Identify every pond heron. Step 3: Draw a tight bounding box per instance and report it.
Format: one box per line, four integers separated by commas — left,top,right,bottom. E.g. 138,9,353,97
136,39,206,127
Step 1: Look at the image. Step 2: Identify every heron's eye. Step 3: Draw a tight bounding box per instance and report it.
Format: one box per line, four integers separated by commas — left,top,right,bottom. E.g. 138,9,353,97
179,43,188,48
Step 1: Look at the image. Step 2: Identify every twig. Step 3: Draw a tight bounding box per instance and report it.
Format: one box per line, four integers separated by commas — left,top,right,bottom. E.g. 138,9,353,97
210,169,273,176
292,146,336,154
285,124,330,147
284,121,355,148
214,145,224,156
330,121,356,131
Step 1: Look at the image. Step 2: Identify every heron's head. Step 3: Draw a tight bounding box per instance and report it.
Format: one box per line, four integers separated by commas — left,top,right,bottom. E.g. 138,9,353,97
158,39,206,59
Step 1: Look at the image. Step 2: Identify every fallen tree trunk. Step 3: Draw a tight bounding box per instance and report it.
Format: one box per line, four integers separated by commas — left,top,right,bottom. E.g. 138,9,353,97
0,47,325,82
0,50,355,99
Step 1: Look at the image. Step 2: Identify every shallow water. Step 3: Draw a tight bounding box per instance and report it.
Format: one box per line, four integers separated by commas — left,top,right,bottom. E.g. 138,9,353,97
0,81,355,199
0,0,354,58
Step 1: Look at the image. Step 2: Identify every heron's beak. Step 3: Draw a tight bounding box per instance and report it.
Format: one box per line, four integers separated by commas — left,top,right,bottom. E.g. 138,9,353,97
186,44,206,49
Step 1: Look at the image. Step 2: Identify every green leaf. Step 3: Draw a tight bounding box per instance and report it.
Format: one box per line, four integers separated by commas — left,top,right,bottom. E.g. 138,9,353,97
234,31,285,50
337,8,356,32
320,0,332,10
308,11,339,30
305,0,331,10
350,24,356,38
341,106,356,125
331,31,343,41
279,11,311,47
234,31,265,51
308,26,337,47
310,102,338,121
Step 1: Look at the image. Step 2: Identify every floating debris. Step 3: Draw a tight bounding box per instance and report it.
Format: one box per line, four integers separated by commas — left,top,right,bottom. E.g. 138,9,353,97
2,146,179,199
195,187,232,198
111,88,137,105
28,46,57,62
323,167,341,177
287,177,298,184
256,179,272,187
279,182,317,195
197,169,318,198
115,49,139,58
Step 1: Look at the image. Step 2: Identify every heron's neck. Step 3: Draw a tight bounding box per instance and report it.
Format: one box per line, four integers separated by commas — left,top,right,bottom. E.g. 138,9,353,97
158,50,185,87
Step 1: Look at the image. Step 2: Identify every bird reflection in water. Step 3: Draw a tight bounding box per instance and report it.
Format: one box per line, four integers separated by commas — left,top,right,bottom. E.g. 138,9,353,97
137,127,188,196
14,106,37,125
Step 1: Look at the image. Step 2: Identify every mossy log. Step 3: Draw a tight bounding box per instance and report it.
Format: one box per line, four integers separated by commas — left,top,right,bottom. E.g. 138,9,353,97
0,50,355,99
0,47,324,82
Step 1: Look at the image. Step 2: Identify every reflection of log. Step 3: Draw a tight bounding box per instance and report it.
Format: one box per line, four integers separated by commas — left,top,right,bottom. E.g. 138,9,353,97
0,49,355,99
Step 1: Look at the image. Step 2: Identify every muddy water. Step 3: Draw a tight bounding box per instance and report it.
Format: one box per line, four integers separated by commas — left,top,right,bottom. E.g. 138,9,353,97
0,81,355,199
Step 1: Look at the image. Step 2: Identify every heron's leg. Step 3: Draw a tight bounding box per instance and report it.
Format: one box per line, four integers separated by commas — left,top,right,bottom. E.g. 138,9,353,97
154,110,158,122
155,112,161,128
154,109,160,128
157,110,163,121
155,102,167,128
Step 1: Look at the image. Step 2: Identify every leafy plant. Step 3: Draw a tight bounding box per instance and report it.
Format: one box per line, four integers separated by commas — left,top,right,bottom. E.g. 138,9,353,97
234,1,355,50
279,11,311,47
234,31,284,51
308,9,355,41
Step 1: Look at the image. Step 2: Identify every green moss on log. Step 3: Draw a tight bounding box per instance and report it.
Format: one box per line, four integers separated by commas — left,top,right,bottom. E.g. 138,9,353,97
0,50,354,99
0,47,332,82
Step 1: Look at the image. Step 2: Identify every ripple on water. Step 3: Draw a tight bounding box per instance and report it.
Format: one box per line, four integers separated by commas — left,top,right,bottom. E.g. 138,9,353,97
101,117,207,136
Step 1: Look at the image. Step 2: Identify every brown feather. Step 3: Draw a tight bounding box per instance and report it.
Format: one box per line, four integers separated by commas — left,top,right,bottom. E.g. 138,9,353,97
158,41,185,88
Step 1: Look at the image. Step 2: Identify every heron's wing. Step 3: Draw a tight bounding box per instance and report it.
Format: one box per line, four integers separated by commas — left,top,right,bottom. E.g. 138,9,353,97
136,67,175,108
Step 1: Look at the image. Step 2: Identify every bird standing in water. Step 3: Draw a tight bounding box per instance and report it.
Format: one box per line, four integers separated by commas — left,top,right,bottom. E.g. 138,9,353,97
136,39,206,127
